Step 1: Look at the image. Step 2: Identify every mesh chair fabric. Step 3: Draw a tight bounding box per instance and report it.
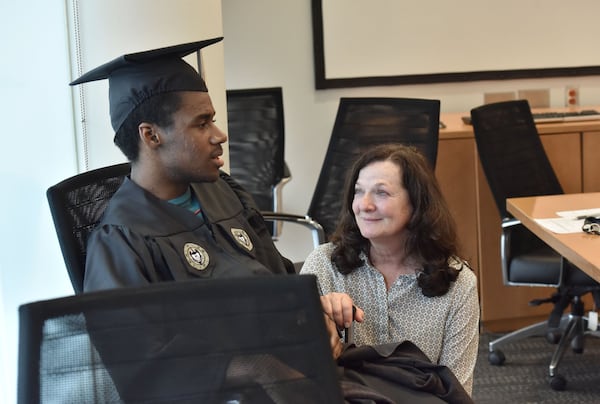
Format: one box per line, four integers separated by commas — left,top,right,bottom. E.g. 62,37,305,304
46,163,130,294
470,100,563,218
18,276,343,404
226,88,286,212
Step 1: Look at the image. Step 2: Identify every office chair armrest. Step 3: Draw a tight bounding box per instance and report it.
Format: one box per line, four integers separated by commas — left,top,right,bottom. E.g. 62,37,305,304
500,217,521,286
501,217,521,228
282,161,291,180
273,162,292,213
261,212,326,248
270,161,293,239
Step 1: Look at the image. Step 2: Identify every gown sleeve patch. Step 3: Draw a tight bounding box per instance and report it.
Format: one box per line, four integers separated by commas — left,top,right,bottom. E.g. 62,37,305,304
183,242,210,271
230,228,254,252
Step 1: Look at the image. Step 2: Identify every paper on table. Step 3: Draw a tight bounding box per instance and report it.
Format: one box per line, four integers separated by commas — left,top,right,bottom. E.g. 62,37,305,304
555,208,600,219
535,218,585,234
538,207,600,234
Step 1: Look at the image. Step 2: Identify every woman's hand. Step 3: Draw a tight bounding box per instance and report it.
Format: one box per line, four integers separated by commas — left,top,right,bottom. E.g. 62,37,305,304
320,292,365,329
323,314,343,359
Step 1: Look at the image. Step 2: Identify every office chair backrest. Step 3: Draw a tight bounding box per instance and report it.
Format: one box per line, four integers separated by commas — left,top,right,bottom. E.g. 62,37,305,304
470,100,563,219
226,87,288,210
46,163,131,294
17,275,344,404
308,97,440,238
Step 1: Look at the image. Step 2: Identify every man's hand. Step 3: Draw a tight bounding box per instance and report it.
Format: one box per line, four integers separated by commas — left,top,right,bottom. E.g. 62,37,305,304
320,292,365,329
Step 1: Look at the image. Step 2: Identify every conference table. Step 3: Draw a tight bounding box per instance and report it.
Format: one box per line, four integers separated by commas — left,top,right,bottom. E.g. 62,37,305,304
506,192,600,283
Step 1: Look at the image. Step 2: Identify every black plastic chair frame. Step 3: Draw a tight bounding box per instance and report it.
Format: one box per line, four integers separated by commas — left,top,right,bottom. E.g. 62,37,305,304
46,163,131,294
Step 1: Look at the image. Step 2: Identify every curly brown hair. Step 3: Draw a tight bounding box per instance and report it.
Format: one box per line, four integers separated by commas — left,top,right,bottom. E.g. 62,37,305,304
330,143,464,297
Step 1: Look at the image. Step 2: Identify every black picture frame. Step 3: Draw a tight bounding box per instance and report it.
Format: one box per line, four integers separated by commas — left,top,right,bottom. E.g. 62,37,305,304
311,0,600,90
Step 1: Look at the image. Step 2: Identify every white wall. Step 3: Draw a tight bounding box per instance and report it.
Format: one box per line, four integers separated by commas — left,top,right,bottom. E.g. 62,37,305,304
221,0,600,262
0,1,224,402
1,2,76,402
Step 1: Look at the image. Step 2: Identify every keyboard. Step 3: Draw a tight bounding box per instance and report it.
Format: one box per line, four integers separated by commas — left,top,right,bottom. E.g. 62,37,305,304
461,109,600,125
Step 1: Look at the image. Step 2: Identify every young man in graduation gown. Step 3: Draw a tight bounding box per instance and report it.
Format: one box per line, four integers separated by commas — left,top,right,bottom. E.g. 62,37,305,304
71,38,295,292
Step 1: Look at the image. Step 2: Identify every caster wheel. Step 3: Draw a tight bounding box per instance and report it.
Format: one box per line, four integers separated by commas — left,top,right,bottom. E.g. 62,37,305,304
571,335,584,353
488,350,505,366
550,374,567,391
546,329,561,344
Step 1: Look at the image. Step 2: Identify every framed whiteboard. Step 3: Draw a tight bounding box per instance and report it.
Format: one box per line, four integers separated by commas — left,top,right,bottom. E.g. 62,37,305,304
312,0,600,89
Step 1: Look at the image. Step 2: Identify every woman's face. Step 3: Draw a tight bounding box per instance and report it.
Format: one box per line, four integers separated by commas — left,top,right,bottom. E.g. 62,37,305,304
352,160,413,244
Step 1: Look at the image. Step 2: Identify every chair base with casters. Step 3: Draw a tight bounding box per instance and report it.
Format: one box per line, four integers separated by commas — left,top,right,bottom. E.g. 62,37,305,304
488,317,569,367
488,309,600,391
487,219,600,391
547,295,600,390
488,240,600,392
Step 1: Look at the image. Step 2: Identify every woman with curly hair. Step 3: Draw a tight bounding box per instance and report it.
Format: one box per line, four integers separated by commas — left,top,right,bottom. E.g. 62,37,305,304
300,143,479,394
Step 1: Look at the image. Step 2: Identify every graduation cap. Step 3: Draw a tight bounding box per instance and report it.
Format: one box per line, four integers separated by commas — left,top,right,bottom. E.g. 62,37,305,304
70,37,223,133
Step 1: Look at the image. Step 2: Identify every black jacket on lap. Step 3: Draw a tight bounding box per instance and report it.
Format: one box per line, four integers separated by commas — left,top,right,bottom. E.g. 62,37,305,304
338,341,474,404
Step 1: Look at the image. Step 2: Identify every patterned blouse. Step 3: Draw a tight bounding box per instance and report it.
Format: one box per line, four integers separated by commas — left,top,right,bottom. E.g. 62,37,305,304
300,242,480,394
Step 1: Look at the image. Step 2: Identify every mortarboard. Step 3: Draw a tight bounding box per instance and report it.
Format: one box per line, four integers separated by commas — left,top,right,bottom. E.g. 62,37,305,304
70,37,224,133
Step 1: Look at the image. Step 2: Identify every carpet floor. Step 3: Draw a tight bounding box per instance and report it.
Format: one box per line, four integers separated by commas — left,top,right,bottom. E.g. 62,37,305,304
472,332,600,403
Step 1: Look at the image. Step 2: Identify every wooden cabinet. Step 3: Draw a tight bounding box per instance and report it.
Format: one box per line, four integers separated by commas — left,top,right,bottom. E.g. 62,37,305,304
583,131,600,192
542,133,582,194
437,112,600,332
435,138,479,277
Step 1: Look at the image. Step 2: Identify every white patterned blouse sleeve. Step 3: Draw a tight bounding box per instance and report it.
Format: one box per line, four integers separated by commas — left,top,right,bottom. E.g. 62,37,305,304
299,243,337,296
439,261,480,395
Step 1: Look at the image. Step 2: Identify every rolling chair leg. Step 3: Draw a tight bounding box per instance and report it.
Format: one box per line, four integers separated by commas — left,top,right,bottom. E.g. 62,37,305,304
488,315,569,366
489,321,546,354
547,296,586,391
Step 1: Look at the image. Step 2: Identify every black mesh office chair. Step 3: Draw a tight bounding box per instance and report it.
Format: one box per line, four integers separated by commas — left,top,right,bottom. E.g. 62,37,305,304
268,97,440,243
226,87,291,238
470,100,600,390
17,275,344,403
46,163,131,294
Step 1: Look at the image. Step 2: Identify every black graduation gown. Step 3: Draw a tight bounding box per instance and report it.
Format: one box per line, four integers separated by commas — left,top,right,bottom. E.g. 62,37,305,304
84,172,292,292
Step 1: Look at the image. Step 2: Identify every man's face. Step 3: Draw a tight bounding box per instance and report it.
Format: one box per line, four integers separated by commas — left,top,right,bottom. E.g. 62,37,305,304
158,91,227,183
